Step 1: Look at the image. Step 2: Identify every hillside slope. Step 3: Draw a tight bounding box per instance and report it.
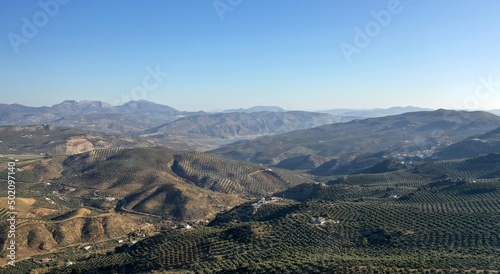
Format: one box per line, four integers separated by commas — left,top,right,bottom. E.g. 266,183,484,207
212,110,500,175
0,125,157,155
24,167,499,274
143,111,339,139
57,147,309,219
435,126,500,159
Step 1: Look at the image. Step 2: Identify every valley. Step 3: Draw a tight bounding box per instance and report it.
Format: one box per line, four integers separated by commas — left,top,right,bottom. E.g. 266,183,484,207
0,104,499,273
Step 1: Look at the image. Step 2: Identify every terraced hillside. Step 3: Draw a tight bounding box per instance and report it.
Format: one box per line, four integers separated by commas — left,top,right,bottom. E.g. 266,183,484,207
0,209,140,264
57,147,309,219
2,148,499,273
0,189,148,267
0,147,310,267
413,153,500,180
14,163,497,274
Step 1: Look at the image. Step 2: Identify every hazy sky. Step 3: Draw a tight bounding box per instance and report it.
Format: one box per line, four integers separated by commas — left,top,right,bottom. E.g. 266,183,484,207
1,0,500,111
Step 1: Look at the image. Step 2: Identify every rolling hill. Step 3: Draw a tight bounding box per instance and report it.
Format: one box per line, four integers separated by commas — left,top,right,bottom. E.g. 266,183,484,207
0,125,158,155
143,111,339,139
2,135,499,273
435,126,500,159
211,109,500,175
56,147,309,219
15,156,498,274
2,104,499,273
223,105,286,113
320,106,433,118
139,111,341,150
0,146,309,265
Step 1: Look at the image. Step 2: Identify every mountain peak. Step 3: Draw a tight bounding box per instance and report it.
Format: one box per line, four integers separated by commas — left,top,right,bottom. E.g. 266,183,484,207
117,100,177,112
223,106,286,113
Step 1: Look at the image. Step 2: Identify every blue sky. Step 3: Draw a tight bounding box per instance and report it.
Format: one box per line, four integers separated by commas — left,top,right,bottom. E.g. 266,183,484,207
1,0,500,111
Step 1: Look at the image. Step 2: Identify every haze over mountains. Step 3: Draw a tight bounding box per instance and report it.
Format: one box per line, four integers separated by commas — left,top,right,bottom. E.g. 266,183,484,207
222,106,286,113
142,111,339,139
212,109,500,175
1,100,442,151
0,100,186,135
320,106,434,119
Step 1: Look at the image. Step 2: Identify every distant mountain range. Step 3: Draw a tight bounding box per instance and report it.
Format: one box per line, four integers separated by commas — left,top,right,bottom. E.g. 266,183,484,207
211,109,500,175
320,106,500,119
2,101,500,272
0,100,186,134
143,111,340,139
139,111,341,151
0,100,337,150
223,106,286,113
1,99,178,116
320,106,434,118
2,100,499,152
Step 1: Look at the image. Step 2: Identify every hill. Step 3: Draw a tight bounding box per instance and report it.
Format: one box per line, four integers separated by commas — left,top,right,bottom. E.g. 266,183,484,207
413,153,500,180
15,161,498,273
1,100,178,117
0,100,185,135
116,100,177,113
143,111,339,139
50,112,188,135
488,109,500,116
140,111,340,151
56,147,309,219
0,210,141,263
0,146,308,265
223,106,286,113
212,110,500,175
0,125,157,155
279,153,500,201
435,126,500,159
1,101,345,150
321,106,433,118
2,149,499,273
